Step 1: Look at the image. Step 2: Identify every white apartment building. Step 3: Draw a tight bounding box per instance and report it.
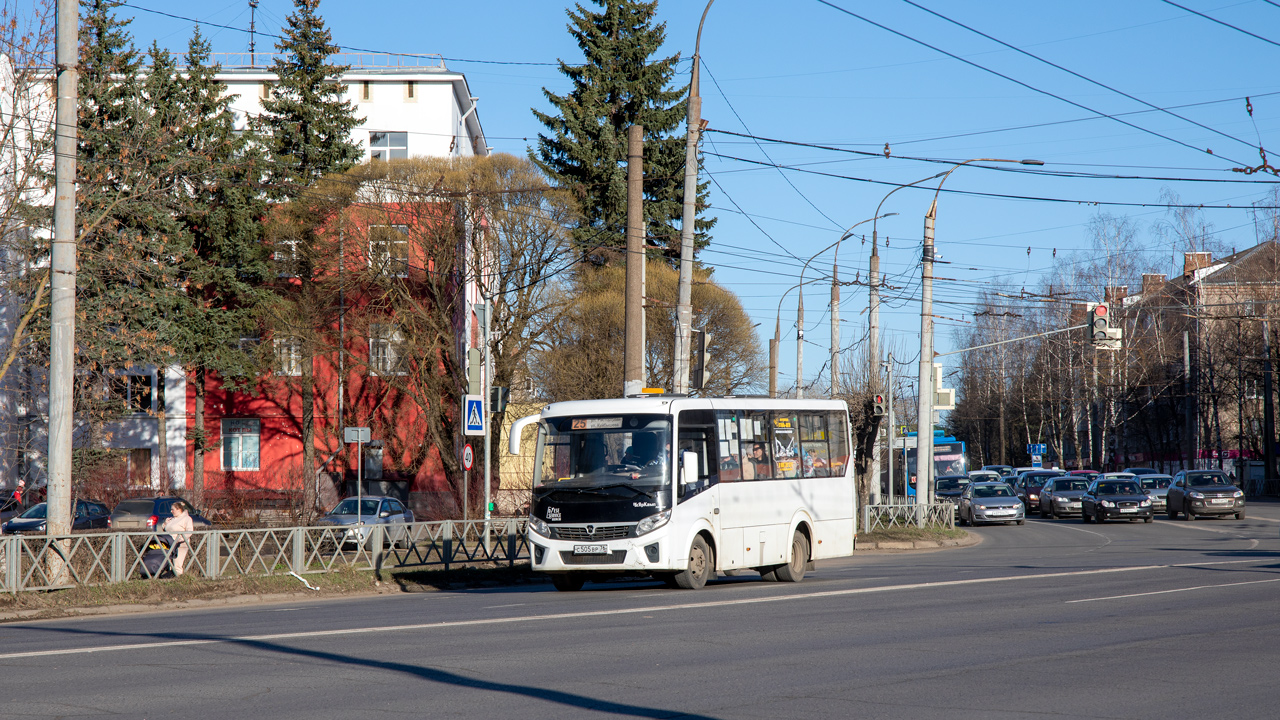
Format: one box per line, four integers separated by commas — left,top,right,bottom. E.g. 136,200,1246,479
0,53,488,494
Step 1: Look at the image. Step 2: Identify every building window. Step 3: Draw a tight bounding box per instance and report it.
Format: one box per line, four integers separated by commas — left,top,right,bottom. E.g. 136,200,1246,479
260,82,272,99
222,419,261,471
362,80,371,101
273,237,299,277
405,81,415,100
274,337,303,377
369,131,408,161
369,225,409,276
108,374,153,413
369,324,407,376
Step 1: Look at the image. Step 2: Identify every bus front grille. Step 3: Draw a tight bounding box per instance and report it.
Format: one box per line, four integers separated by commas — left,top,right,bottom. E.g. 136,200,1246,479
559,550,628,565
553,525,632,541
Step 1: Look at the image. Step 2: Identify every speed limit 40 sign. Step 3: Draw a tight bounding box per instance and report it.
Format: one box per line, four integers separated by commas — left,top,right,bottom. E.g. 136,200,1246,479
462,444,474,471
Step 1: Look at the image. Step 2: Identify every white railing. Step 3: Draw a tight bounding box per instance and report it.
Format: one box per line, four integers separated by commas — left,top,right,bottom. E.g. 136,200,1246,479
861,503,955,533
0,519,527,593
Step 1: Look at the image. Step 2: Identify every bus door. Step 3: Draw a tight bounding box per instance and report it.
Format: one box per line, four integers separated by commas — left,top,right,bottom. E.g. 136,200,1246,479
676,409,720,540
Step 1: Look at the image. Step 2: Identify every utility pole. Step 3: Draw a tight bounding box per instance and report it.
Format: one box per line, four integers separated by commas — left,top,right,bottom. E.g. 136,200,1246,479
624,125,645,396
768,326,778,398
47,0,79,577
1264,319,1276,482
796,289,805,399
868,237,881,504
884,354,895,505
915,203,937,514
249,0,259,67
830,262,839,397
1184,330,1195,471
674,1,715,395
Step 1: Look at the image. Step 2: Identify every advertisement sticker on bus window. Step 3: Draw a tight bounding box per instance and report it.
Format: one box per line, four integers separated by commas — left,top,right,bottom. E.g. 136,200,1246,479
571,417,623,430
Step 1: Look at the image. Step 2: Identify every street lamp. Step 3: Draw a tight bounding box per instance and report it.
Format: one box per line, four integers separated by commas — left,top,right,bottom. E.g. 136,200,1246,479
796,213,897,399
830,214,897,396
771,278,828,398
674,0,716,394
915,158,1043,510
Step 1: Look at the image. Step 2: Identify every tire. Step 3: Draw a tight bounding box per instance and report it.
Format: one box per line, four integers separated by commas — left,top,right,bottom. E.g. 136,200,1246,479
774,531,810,583
1168,504,1179,520
1016,519,1026,526
1236,510,1246,520
551,573,586,592
1144,516,1153,523
1095,509,1105,524
1041,504,1053,519
673,536,713,590
758,567,780,582
1082,508,1092,523
1183,502,1195,521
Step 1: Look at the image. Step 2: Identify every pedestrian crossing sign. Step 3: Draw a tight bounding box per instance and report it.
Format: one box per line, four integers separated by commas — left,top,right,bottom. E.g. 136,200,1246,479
463,394,485,436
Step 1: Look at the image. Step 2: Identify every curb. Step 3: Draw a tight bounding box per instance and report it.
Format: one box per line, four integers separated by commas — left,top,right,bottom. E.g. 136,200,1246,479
855,530,981,552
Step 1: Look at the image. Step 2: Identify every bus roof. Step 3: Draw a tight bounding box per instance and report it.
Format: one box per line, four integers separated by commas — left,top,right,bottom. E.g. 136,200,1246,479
538,396,849,419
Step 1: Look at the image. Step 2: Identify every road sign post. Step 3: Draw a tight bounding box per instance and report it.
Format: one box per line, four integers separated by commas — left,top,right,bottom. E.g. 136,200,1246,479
463,395,485,436
344,427,371,525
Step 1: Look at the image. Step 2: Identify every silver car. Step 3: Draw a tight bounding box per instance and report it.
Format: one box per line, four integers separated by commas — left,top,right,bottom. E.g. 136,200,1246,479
316,496,414,548
958,482,1025,526
1136,474,1172,513
1040,477,1091,518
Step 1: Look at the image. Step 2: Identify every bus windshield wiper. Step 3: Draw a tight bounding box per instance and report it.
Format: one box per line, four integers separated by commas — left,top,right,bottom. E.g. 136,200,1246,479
592,482,657,497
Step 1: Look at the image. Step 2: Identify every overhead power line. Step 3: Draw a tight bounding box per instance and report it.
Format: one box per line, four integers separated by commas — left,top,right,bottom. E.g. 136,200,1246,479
812,0,1250,167
1160,0,1280,49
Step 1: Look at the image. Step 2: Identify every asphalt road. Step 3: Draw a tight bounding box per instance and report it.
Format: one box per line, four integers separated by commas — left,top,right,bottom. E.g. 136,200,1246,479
2,504,1278,720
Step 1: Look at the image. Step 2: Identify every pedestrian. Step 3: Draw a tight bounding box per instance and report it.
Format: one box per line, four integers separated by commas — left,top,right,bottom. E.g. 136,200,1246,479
161,501,194,576
12,478,24,506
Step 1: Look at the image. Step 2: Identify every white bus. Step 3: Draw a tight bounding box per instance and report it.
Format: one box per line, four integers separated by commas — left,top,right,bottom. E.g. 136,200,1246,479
508,396,856,591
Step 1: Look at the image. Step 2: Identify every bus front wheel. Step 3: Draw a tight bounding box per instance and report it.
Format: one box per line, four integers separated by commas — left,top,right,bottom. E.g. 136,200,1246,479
673,536,713,590
774,531,810,583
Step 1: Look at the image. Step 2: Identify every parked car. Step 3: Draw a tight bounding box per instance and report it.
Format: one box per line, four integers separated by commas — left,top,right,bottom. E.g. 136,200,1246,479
1167,470,1245,520
936,474,972,506
1081,478,1153,523
1068,469,1099,481
1039,477,1091,518
1123,467,1160,476
982,465,1014,477
2,499,112,535
109,496,212,531
316,495,414,547
1013,470,1064,513
967,470,1001,483
958,482,1024,526
0,497,24,524
1136,474,1173,513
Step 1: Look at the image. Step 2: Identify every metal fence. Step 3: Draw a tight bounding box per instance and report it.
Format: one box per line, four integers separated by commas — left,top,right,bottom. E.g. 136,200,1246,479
0,519,528,594
861,503,956,533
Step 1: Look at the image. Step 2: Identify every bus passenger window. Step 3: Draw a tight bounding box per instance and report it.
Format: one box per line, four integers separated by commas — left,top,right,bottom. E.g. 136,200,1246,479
827,411,850,476
771,413,800,478
740,412,773,480
716,412,742,482
799,413,832,477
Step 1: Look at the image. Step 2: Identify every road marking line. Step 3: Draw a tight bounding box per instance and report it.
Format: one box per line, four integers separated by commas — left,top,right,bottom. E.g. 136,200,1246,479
1,558,1265,661
1066,577,1280,603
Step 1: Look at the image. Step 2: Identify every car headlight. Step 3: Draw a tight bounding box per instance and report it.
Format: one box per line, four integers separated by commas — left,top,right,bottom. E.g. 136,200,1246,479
1101,500,1115,508
1232,490,1243,498
1139,499,1151,507
975,504,987,510
528,516,550,537
636,509,671,536
1189,491,1205,499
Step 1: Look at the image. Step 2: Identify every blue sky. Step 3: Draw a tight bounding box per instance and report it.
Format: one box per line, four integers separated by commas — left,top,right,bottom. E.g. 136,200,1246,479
118,0,1280,393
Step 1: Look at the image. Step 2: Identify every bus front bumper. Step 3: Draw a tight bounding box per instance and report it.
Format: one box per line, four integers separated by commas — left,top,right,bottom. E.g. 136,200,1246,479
527,530,671,573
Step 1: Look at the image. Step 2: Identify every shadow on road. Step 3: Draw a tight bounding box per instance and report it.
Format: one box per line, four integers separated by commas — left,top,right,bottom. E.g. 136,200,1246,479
16,623,720,719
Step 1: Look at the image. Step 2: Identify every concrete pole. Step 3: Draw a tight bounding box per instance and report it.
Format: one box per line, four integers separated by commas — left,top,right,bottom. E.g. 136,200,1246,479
1263,320,1276,481
916,204,937,518
624,125,645,396
885,353,895,505
830,263,839,397
868,241,881,504
796,291,805,399
483,294,492,552
768,333,778,399
674,2,715,394
47,0,79,563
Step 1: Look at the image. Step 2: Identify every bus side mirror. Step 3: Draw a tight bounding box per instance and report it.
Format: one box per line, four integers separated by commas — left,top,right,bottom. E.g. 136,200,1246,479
681,451,699,485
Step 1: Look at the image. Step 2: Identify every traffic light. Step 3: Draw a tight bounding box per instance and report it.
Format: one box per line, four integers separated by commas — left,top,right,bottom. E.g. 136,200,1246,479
1089,302,1109,346
690,330,712,390
467,348,482,395
872,393,886,417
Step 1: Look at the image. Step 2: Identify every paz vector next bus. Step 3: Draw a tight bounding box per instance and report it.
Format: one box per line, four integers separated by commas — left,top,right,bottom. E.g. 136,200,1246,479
508,395,856,591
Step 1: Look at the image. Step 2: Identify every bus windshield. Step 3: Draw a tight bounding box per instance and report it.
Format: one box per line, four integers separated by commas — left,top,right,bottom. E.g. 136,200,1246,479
535,414,673,498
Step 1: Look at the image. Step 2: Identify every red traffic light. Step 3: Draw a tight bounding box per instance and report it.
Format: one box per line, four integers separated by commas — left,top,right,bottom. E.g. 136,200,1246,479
873,394,885,404
1093,303,1108,317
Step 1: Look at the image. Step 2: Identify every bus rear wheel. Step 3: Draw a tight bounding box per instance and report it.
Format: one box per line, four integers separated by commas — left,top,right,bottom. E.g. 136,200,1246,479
673,536,713,590
551,573,586,592
774,531,810,583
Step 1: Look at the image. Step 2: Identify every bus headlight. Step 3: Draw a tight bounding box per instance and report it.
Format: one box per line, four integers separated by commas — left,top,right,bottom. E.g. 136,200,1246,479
528,516,550,537
636,509,671,536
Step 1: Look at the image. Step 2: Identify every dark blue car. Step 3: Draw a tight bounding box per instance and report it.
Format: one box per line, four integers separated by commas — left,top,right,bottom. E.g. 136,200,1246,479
2,500,112,535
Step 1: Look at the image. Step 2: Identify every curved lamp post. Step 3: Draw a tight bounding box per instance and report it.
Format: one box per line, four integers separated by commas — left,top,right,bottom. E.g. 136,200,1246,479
914,158,1043,511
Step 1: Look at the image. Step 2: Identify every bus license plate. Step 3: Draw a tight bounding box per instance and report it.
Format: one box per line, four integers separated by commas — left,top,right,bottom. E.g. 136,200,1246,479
574,544,609,555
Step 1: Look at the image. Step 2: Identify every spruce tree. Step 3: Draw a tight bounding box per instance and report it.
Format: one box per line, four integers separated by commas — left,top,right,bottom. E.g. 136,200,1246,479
74,1,195,452
257,0,362,512
163,31,275,504
533,0,714,258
